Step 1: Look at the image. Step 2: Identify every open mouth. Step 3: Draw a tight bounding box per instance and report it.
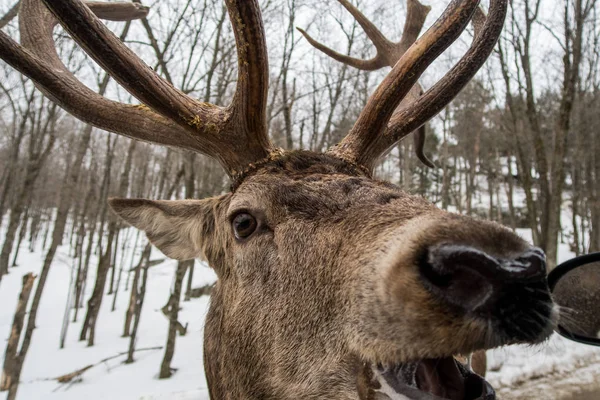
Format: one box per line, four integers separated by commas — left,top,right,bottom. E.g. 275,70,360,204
374,357,495,400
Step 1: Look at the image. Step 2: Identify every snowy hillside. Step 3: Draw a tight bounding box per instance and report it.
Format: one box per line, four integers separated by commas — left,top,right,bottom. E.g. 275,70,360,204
0,225,214,400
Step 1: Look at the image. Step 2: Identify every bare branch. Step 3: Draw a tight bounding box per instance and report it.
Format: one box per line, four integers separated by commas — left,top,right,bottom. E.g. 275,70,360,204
51,346,163,384
0,2,20,30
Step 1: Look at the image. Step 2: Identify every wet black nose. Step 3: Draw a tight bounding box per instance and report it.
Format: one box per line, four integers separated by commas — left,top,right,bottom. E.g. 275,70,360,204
419,245,546,314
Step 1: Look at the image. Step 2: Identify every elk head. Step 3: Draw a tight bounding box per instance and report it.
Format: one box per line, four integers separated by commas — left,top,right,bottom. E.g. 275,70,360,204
0,0,556,399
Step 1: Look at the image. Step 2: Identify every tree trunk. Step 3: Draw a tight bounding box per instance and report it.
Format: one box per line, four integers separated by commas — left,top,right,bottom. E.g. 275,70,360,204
81,228,115,346
125,247,151,364
0,171,37,277
184,262,194,302
10,205,30,267
107,229,121,294
59,259,78,349
159,260,191,378
28,208,42,251
111,228,132,312
1,273,36,395
124,243,151,337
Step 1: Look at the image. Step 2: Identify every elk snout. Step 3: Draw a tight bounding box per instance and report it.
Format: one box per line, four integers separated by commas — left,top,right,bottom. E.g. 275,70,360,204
419,245,547,315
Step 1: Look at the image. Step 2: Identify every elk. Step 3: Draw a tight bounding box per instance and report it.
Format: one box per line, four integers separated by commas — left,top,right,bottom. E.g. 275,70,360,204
0,0,556,399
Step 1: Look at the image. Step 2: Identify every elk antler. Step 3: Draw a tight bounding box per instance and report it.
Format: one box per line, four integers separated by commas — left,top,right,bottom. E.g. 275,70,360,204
299,0,433,166
300,1,490,169
0,0,274,176
326,0,506,172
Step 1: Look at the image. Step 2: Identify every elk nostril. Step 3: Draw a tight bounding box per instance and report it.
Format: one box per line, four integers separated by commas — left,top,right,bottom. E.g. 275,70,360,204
509,247,547,279
418,245,548,314
419,246,497,313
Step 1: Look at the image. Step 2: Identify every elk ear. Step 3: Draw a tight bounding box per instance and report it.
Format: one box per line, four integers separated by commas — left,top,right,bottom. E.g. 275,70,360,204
109,197,221,261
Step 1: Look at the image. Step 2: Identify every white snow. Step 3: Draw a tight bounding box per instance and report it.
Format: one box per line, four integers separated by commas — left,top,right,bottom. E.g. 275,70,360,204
488,336,600,399
0,226,214,400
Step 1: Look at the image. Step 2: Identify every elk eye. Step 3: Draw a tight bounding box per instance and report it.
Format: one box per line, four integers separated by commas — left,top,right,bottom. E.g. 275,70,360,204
232,213,257,239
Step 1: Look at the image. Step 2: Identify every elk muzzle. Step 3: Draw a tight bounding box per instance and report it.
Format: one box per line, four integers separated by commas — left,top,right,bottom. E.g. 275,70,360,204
419,244,553,344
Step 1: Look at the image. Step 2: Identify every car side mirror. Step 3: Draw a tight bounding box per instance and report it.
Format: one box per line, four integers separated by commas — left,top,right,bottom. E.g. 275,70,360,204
548,252,600,346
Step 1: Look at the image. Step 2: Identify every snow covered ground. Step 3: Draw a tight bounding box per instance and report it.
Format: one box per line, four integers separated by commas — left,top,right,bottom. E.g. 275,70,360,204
0,226,215,399
488,334,600,399
1,222,599,400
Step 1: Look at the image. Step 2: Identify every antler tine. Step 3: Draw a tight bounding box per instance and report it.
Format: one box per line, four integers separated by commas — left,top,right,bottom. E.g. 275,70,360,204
0,1,199,152
413,126,434,168
396,0,432,58
225,0,272,160
403,4,486,170
5,0,274,176
298,0,431,71
380,0,506,162
83,1,149,21
329,0,483,170
336,0,395,58
296,27,386,71
410,5,487,170
472,6,486,39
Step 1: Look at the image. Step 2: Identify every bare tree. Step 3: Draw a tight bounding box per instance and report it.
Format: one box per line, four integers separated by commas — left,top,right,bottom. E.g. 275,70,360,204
0,273,35,399
124,242,151,363
81,138,136,346
0,99,58,279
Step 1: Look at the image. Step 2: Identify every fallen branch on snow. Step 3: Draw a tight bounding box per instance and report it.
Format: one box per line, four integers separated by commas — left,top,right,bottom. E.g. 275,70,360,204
51,346,163,384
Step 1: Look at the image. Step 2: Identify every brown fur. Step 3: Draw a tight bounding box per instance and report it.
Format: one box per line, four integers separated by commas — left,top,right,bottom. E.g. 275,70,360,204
111,150,545,399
